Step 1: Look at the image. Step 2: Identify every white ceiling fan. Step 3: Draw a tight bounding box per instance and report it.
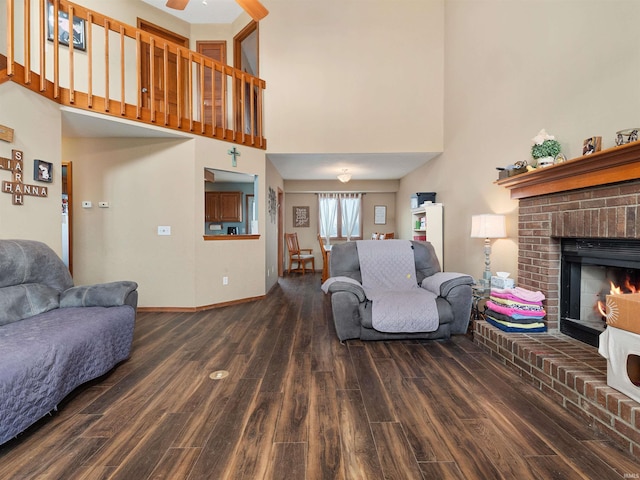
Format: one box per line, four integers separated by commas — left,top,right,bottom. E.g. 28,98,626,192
165,0,269,21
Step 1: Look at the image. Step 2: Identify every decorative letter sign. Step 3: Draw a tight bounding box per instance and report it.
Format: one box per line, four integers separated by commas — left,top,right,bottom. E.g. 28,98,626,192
1,150,48,205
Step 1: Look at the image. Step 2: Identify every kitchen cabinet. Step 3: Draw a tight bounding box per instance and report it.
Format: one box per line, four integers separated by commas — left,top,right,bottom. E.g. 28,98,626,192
205,191,242,222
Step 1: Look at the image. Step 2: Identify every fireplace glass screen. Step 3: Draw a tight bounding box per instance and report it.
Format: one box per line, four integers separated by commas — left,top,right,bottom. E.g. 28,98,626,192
561,239,640,347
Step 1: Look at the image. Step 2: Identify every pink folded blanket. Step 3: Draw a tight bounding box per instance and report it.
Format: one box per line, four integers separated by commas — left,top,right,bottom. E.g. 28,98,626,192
491,286,545,303
486,300,546,318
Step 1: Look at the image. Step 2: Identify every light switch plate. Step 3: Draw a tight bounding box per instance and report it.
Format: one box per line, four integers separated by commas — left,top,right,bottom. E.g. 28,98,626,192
82,201,92,208
157,226,171,236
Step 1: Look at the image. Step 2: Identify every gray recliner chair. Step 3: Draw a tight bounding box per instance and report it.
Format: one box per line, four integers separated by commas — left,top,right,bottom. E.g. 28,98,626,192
322,240,474,342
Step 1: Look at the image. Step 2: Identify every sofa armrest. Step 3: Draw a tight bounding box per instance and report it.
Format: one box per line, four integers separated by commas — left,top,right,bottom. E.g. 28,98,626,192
60,281,138,309
321,276,366,302
421,272,474,335
421,272,474,297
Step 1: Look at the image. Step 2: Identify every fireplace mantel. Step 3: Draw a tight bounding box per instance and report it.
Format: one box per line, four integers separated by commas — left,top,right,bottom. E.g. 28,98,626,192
496,141,640,199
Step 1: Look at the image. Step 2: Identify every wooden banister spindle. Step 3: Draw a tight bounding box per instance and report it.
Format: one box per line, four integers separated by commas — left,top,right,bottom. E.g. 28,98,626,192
199,59,205,133
52,0,59,98
163,43,169,125
221,66,227,139
104,19,110,111
188,52,193,131
136,32,141,119
257,86,264,147
120,26,125,115
211,62,218,133
87,12,93,107
68,5,75,104
6,0,15,76
39,0,45,91
176,48,182,127
23,0,31,84
149,37,155,122
249,78,255,145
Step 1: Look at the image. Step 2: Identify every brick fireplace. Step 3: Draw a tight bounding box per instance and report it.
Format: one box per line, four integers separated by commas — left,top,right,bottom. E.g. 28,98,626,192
474,141,640,456
502,141,640,332
518,179,640,331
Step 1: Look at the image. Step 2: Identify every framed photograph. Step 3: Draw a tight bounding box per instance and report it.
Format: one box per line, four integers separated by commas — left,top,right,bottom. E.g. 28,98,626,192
293,206,310,228
582,136,602,156
374,205,387,225
47,1,86,51
34,160,53,183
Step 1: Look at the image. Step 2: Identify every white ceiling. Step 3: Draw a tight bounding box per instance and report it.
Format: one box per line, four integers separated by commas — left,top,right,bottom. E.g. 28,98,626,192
266,153,439,181
140,0,244,24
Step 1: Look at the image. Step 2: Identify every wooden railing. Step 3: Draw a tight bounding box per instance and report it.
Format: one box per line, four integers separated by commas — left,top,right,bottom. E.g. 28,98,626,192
3,0,267,148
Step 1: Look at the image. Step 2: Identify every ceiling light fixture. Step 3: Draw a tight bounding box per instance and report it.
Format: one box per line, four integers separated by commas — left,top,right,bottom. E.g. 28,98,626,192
337,169,351,183
202,0,207,4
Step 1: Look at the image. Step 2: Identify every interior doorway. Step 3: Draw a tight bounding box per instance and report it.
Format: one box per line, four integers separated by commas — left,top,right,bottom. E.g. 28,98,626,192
197,40,226,128
61,161,73,275
278,187,283,277
137,19,189,117
234,21,259,134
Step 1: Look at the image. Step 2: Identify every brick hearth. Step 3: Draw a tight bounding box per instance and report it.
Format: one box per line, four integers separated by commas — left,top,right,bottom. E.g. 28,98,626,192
474,321,640,455
476,154,640,457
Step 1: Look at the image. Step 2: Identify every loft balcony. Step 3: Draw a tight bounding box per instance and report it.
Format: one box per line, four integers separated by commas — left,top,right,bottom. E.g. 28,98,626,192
1,0,267,149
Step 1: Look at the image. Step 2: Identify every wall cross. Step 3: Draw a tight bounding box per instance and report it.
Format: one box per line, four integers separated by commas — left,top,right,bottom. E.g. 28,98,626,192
227,147,241,167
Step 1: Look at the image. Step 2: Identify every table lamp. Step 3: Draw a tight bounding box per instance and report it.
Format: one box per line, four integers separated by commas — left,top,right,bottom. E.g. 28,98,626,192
470,214,506,288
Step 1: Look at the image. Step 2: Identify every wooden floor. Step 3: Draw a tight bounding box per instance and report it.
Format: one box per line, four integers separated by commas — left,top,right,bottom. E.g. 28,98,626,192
1,274,638,479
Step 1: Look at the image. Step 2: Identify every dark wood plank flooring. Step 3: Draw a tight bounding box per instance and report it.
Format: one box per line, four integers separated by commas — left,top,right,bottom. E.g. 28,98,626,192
1,274,639,479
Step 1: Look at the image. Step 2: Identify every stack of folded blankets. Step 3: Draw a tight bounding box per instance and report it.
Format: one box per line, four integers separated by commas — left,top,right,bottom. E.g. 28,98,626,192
485,286,547,333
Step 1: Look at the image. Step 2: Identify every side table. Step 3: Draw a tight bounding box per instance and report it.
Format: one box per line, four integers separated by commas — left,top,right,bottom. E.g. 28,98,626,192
471,286,490,320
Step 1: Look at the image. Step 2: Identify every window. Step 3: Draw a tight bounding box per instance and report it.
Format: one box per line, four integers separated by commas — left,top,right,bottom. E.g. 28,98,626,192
318,193,362,240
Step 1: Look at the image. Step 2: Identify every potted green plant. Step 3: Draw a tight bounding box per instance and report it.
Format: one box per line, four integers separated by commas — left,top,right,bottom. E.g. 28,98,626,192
531,129,561,167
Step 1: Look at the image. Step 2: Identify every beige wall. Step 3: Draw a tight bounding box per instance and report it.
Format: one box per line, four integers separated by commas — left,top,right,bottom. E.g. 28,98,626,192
399,0,640,283
63,131,267,308
0,83,63,253
261,0,445,154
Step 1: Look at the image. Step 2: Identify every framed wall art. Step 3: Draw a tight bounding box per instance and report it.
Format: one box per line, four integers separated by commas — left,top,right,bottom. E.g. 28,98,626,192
47,1,86,51
374,205,387,225
293,206,310,227
34,160,53,183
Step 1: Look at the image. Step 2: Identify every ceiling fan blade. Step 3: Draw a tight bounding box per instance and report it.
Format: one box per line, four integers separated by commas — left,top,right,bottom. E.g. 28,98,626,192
235,0,269,21
166,0,189,11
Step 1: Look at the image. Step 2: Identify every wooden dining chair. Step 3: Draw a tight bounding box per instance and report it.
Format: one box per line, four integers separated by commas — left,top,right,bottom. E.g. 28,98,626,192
285,233,315,274
317,234,330,283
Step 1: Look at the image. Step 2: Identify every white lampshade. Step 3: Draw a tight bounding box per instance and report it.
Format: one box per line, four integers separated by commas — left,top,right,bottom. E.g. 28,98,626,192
470,214,506,239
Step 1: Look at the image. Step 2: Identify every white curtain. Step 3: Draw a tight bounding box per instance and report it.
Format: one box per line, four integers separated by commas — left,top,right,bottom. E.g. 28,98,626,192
318,193,338,244
342,193,361,241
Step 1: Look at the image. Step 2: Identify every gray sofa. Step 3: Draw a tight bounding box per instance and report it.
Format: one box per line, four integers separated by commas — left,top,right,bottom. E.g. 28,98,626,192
323,240,473,341
0,239,138,445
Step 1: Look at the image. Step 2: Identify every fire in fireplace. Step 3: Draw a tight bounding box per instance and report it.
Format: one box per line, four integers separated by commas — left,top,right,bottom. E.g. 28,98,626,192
560,238,640,347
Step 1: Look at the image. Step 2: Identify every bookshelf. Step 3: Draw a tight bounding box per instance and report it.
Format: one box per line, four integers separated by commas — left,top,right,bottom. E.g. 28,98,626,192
411,203,444,269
